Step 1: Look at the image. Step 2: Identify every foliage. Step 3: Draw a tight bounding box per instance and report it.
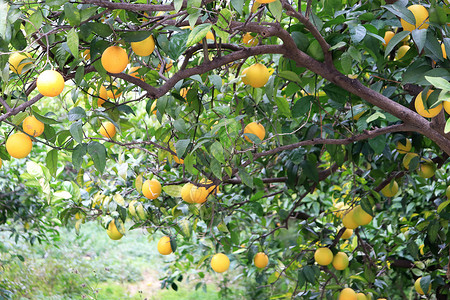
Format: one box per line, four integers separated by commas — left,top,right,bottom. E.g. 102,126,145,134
0,0,449,299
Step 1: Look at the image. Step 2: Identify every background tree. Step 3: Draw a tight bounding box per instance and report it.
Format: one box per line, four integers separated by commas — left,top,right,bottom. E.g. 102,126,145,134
0,0,449,299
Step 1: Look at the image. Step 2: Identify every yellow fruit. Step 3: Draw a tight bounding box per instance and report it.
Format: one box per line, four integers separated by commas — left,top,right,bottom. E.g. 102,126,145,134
181,183,194,203
200,178,219,194
403,152,419,169
97,85,108,107
99,121,116,139
395,45,410,60
241,63,270,88
150,100,157,115
23,116,44,137
241,67,250,85
256,0,276,3
414,277,431,295
356,293,367,300
157,236,173,255
180,87,189,99
396,139,411,154
142,178,162,200
339,288,357,300
157,60,173,72
205,31,214,41
251,1,261,13
243,33,258,46
442,43,447,59
128,200,137,217
107,219,124,240
0,158,2,169
401,5,429,32
314,247,333,266
381,180,398,197
190,185,209,203
36,70,65,97
333,202,350,218
81,49,91,60
131,35,155,57
101,46,129,73
254,252,269,268
332,252,349,270
415,90,442,118
9,52,32,74
342,209,359,229
106,83,122,99
244,122,265,142
444,101,450,115
382,31,395,47
173,156,184,164
341,228,353,239
211,253,230,273
129,66,144,80
418,161,435,178
353,205,373,226
6,133,32,159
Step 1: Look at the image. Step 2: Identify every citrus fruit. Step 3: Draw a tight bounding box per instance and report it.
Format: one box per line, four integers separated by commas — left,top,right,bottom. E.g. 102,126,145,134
401,5,429,32
414,277,431,295
97,85,108,107
150,100,157,115
23,116,44,137
99,121,116,139
129,66,144,80
341,228,353,239
254,252,269,268
173,156,184,164
244,122,265,142
332,252,349,270
81,49,90,60
6,132,32,159
157,236,172,255
205,31,214,41
241,63,270,88
101,46,129,73
243,33,258,46
9,52,32,74
415,90,442,118
142,178,162,200
190,185,209,203
353,205,373,226
314,247,333,266
36,70,65,97
342,209,359,229
417,160,435,178
131,35,155,57
0,158,2,169
333,202,350,218
442,43,447,59
339,288,357,300
395,45,410,60
180,88,189,99
396,138,411,154
381,180,398,197
106,83,122,99
403,152,419,169
107,219,124,240
157,60,173,72
181,183,194,203
356,293,367,300
382,31,395,47
211,253,230,273
200,178,219,194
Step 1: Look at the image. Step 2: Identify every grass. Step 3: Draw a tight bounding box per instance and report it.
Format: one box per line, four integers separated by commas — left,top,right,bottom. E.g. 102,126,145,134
0,221,220,300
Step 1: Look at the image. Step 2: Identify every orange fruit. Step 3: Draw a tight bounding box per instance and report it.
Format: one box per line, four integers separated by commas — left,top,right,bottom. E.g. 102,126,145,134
129,66,144,80
157,236,173,255
150,100,157,115
97,85,108,107
101,46,129,73
241,63,270,88
36,70,65,97
332,252,349,270
339,288,357,300
142,178,162,199
341,228,353,239
6,132,32,159
9,52,32,74
243,33,258,46
131,35,155,56
415,89,442,118
81,49,91,60
107,219,124,240
395,45,410,60
342,209,359,229
256,0,276,3
23,116,44,137
396,138,412,154
381,180,399,197
99,121,116,139
401,5,429,32
415,277,431,295
181,183,194,203
314,247,333,265
173,156,184,164
353,205,373,226
383,31,395,47
254,252,269,268
190,185,209,203
106,82,122,99
211,253,230,272
244,122,265,142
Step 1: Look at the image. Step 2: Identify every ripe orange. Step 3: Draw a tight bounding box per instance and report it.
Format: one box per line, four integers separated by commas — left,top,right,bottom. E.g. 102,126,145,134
241,63,270,88
382,31,395,47
181,183,194,203
131,35,155,57
6,132,32,159
106,83,122,99
396,138,412,154
190,185,209,203
210,253,230,273
314,247,333,266
415,89,442,118
414,277,431,295
244,122,265,142
342,209,359,229
395,45,410,60
107,219,124,240
173,156,184,164
341,228,353,239
81,49,91,60
157,236,173,255
332,252,349,270
36,70,65,97
23,116,44,137
101,46,129,73
243,33,258,46
403,152,419,169
99,121,116,139
180,88,189,99
9,52,32,74
339,288,357,300
401,5,429,32
129,66,144,81
353,205,373,226
97,85,108,107
0,158,2,169
254,252,269,268
381,180,399,197
142,178,162,199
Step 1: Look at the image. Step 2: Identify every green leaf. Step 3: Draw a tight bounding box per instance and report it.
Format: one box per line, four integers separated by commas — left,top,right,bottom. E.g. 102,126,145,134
210,158,222,180
238,166,253,188
420,275,431,295
175,139,190,158
173,119,187,134
382,3,415,25
186,24,212,47
425,76,450,91
300,160,318,183
445,118,450,134
323,84,348,104
64,3,81,26
230,0,243,15
302,266,316,283
217,9,232,29
368,134,386,154
87,141,106,174
411,28,427,53
67,28,79,59
174,0,183,12
209,75,222,90
0,1,8,40
120,31,151,43
210,141,225,164
86,22,112,38
384,31,410,58
427,220,439,243
25,10,43,36
68,107,86,121
163,185,182,197
407,241,419,260
291,31,309,52
275,97,291,117
268,0,282,22
69,120,83,143
292,96,313,118
278,71,301,82
46,149,58,177
437,199,450,213
349,24,366,43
